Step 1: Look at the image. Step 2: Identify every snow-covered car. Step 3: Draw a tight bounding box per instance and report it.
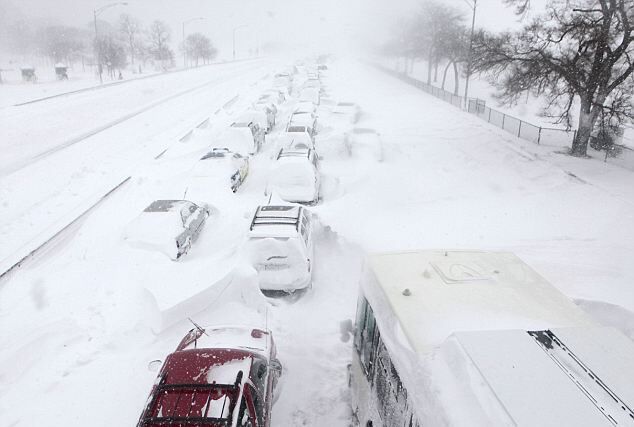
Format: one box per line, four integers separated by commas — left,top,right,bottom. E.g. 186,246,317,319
332,102,361,123
124,200,209,260
184,148,249,200
229,120,265,153
299,87,320,105
236,109,272,134
245,205,314,293
262,88,286,105
350,128,383,161
137,324,282,427
267,148,320,204
273,72,292,93
294,101,317,114
301,79,321,91
275,131,315,152
287,112,317,137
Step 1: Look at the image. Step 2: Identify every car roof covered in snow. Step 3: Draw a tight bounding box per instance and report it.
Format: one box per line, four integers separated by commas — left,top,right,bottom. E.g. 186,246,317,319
363,250,595,355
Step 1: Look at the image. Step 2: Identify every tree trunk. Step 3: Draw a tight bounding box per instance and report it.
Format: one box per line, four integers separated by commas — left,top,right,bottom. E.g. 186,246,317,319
452,61,459,95
434,59,439,82
427,47,433,85
571,99,599,157
129,35,135,65
441,61,451,90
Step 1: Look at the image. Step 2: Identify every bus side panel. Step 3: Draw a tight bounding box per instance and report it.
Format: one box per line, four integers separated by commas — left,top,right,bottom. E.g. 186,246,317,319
350,350,380,426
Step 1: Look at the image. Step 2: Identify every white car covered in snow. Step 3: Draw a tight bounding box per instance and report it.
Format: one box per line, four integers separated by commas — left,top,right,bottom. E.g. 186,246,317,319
332,102,361,123
275,131,315,152
123,200,209,260
299,87,320,105
267,148,320,204
236,109,272,134
183,148,249,201
287,112,317,137
244,205,313,294
294,101,317,115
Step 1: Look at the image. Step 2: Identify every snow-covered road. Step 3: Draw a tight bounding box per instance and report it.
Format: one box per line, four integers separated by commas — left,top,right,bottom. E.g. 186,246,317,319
0,58,633,426
0,59,270,275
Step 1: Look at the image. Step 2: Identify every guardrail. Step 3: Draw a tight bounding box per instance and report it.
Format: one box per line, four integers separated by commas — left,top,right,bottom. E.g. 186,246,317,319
0,177,131,282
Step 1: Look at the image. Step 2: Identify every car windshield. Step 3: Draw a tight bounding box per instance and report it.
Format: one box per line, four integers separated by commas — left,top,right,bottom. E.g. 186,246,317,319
145,383,238,423
144,200,179,212
287,126,307,133
201,150,228,159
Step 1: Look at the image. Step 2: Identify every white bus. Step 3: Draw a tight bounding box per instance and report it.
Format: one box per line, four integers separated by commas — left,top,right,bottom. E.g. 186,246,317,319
350,250,634,427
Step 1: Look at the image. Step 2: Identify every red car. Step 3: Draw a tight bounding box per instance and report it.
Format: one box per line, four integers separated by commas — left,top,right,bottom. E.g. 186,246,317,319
137,325,282,427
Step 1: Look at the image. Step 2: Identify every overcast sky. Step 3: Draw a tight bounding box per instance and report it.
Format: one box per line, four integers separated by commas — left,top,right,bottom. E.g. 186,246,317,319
0,0,545,58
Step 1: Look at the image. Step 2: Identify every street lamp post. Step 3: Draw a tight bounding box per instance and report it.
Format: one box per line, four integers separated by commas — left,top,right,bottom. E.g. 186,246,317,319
232,25,248,61
463,0,477,110
93,2,128,84
182,17,205,68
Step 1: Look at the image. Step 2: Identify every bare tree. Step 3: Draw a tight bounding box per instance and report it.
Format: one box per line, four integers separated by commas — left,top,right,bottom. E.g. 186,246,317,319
147,20,172,68
405,1,463,85
37,25,87,64
95,35,126,79
182,33,217,66
438,25,470,95
473,0,634,157
119,13,140,65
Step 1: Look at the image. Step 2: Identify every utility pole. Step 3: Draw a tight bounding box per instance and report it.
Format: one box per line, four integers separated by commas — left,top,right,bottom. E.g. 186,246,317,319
93,2,128,85
463,0,477,110
233,25,248,61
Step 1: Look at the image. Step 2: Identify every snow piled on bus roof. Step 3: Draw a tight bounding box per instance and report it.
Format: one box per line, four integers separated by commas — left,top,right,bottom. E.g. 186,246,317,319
359,250,599,426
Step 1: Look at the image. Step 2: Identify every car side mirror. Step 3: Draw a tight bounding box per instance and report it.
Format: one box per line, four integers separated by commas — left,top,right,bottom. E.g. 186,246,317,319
270,359,283,374
148,359,163,372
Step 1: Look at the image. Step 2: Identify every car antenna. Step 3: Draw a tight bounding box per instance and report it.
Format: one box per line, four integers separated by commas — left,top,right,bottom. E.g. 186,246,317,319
188,317,208,336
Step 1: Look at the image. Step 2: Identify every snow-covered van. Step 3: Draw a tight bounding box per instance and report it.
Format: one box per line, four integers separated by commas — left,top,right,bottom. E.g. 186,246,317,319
244,205,313,294
351,250,634,427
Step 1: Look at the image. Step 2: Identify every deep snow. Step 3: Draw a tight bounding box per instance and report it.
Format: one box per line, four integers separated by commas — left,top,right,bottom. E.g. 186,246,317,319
1,58,633,426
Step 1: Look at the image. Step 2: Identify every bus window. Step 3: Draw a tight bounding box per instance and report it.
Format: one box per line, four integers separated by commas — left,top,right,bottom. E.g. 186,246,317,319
359,300,378,377
354,297,367,350
375,339,406,426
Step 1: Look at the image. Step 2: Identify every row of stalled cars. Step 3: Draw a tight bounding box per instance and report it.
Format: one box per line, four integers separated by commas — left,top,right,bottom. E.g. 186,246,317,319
135,61,336,427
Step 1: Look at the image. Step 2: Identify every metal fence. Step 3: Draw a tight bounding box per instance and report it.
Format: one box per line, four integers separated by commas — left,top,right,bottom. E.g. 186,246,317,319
375,63,634,170
466,99,575,148
375,63,576,149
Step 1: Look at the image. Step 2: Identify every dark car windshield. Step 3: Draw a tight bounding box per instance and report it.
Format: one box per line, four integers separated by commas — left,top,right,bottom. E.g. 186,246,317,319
144,200,180,212
287,126,307,133
201,150,228,160
143,384,238,424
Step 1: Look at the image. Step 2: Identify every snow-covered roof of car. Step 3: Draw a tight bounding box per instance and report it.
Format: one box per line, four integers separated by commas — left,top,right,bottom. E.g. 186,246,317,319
363,250,595,355
179,325,272,357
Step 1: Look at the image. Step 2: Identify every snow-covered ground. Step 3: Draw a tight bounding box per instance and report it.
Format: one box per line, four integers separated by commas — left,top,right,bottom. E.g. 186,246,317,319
1,58,633,426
